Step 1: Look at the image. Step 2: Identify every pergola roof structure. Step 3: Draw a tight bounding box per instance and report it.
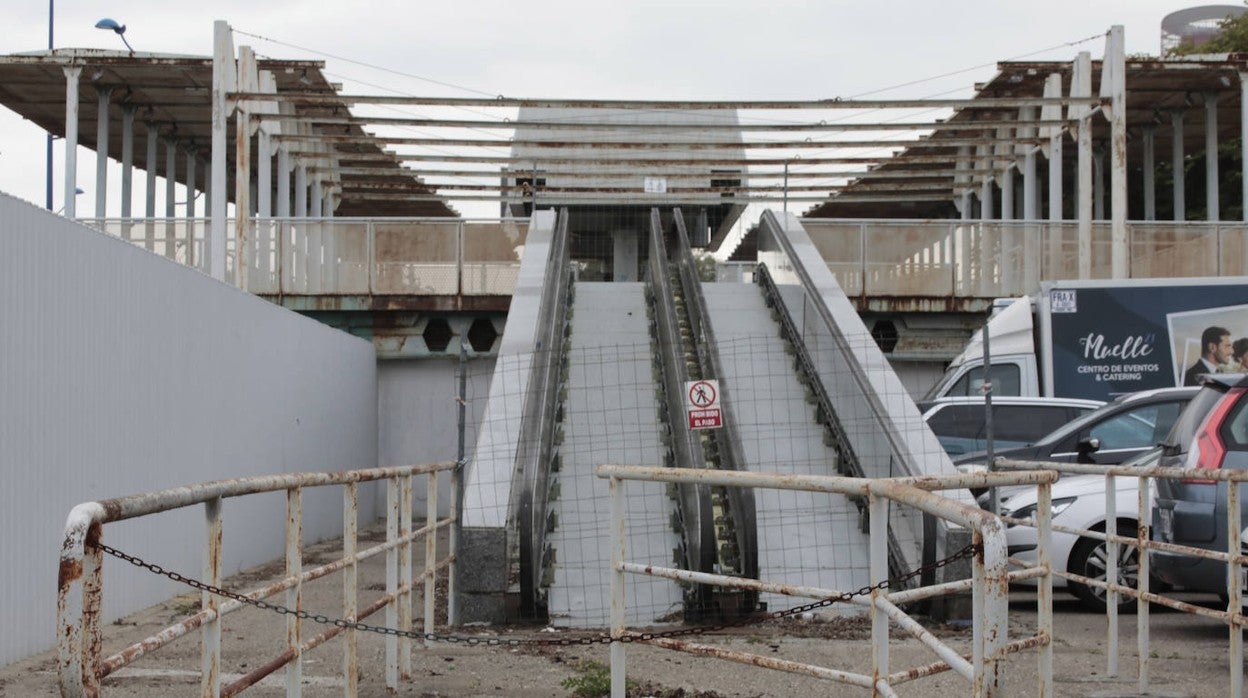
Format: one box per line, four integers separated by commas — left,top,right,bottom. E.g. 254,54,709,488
0,49,456,217
805,54,1248,219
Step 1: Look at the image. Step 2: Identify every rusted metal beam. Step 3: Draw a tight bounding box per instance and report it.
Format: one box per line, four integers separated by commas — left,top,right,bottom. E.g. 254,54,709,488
338,182,955,194
232,91,1093,111
262,113,1069,133
273,133,1044,149
314,166,988,179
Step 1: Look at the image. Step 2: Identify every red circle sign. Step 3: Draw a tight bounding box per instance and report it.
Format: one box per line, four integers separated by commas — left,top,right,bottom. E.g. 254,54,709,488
688,380,717,408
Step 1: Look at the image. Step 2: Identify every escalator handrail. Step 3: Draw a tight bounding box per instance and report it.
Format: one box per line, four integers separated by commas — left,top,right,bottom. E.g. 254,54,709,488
646,209,715,580
668,209,759,584
514,207,573,618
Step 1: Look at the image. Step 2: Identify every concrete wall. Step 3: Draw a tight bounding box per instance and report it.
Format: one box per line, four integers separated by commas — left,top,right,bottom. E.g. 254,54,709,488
0,193,378,666
377,357,495,516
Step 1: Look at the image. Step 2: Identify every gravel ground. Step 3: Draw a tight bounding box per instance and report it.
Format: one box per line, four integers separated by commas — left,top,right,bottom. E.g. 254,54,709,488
5,526,1243,697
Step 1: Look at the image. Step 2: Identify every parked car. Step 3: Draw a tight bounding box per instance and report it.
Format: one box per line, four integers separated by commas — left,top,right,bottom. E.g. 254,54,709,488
954,386,1197,471
1151,374,1248,601
918,396,1103,457
998,447,1164,612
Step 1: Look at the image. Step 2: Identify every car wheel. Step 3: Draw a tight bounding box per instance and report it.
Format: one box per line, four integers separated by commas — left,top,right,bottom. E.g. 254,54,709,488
1068,523,1140,613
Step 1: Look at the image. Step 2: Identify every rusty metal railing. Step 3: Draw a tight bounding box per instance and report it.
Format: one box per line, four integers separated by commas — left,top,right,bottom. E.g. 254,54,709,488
597,465,1060,698
995,458,1248,698
57,462,458,697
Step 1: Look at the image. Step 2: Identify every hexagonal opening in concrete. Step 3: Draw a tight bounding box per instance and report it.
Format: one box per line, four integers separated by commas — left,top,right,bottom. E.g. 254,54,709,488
467,317,499,353
422,318,453,353
871,319,899,353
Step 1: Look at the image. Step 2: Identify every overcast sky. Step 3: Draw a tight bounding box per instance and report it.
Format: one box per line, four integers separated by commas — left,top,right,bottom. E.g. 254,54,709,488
0,1,1227,217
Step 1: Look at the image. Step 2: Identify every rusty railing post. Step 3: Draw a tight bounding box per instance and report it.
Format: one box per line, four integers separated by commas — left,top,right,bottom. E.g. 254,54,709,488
609,475,626,698
203,496,223,698
399,474,413,678
81,521,104,696
1228,479,1243,698
1106,473,1119,677
869,494,889,692
972,516,1008,697
343,482,358,697
385,477,399,691
424,471,438,647
286,486,303,698
1036,479,1053,697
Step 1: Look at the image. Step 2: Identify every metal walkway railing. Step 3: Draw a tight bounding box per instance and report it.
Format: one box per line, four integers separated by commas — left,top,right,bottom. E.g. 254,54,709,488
57,462,458,697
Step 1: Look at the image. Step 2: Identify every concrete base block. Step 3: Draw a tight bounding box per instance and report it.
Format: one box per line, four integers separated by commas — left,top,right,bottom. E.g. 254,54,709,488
455,527,509,624
930,527,974,622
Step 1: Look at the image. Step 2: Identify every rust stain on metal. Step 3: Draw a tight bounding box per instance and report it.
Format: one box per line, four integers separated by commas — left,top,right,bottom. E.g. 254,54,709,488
58,558,83,587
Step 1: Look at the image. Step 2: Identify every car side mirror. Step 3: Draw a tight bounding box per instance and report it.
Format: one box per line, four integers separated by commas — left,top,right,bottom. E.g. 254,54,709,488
1077,437,1101,454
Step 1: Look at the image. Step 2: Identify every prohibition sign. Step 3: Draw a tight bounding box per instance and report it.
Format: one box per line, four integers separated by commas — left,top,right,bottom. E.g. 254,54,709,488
687,380,717,409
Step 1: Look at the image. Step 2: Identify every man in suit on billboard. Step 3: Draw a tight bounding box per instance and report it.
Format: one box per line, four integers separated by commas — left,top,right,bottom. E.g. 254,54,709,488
1184,325,1232,386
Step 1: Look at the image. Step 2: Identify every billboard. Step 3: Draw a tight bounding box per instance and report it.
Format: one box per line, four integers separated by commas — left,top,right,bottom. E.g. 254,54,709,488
1047,283,1248,400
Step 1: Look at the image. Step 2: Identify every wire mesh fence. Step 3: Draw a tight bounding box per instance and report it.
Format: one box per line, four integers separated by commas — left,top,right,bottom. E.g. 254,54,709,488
457,270,951,629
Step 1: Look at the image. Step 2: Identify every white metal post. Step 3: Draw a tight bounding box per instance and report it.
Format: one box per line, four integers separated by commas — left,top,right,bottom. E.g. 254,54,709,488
94,86,112,219
1105,474,1119,677
62,65,82,218
202,497,222,698
609,476,626,698
385,478,399,692
425,472,438,648
1228,480,1243,698
1093,147,1105,221
1173,110,1186,222
979,150,994,297
343,482,358,697
869,494,889,688
1036,481,1053,698
234,106,251,290
1046,72,1064,280
1206,92,1221,222
286,487,303,698
1136,478,1152,693
399,474,413,679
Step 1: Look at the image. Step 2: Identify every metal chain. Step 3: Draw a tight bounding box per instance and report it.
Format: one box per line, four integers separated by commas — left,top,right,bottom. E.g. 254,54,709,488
89,540,981,646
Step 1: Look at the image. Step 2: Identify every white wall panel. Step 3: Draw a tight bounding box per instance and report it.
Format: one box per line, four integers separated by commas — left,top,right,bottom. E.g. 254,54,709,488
377,358,494,517
0,193,377,666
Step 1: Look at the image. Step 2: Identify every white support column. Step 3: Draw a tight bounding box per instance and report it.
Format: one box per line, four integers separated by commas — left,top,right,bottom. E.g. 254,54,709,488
1205,92,1220,222
1045,73,1064,280
164,138,177,219
209,19,235,283
1022,107,1039,292
979,147,995,296
186,150,197,219
277,148,291,217
164,137,177,259
1093,146,1106,220
1001,166,1015,221
294,162,308,291
120,105,135,223
257,129,272,280
1173,110,1186,222
1073,51,1093,279
144,124,158,251
1143,126,1156,221
1106,25,1128,278
309,177,323,293
94,86,112,219
62,66,82,218
1001,164,1016,294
